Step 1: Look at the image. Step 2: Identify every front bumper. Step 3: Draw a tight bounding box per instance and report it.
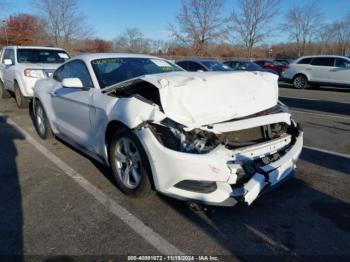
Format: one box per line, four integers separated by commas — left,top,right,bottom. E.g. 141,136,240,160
136,122,303,207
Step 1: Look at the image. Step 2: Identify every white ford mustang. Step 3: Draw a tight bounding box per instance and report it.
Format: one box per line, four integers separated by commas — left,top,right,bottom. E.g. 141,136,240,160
33,53,303,206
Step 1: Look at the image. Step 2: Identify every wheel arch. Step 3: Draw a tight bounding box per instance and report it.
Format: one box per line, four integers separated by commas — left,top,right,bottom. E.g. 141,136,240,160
105,120,156,190
105,120,130,153
32,97,57,135
293,73,309,82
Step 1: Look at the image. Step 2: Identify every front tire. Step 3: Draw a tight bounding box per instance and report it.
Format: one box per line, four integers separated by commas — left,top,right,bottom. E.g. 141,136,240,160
0,80,11,99
34,100,53,140
14,82,29,108
293,75,308,89
109,128,152,197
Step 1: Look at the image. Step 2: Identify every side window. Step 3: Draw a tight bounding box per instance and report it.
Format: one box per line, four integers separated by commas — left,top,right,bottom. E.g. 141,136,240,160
335,58,350,68
53,65,65,82
311,57,335,67
188,62,205,71
69,61,94,87
8,50,15,62
2,49,14,63
59,60,93,87
298,58,312,64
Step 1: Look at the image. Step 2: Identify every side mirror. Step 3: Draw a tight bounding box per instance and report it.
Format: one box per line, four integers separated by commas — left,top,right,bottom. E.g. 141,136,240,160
4,59,13,65
62,78,85,89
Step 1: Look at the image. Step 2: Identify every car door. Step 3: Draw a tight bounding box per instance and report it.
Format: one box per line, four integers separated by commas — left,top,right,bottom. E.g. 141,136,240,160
2,49,16,91
51,60,96,148
330,58,350,85
309,57,335,83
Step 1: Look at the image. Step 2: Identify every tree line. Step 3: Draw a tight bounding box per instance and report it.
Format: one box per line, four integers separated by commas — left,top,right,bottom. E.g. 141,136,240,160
0,0,349,59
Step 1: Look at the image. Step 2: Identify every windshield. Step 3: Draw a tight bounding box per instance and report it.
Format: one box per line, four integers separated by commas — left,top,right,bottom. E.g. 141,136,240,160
201,61,232,71
91,57,183,88
17,49,70,64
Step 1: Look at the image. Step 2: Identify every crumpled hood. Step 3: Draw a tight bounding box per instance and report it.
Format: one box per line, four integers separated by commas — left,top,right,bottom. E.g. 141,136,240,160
141,71,279,127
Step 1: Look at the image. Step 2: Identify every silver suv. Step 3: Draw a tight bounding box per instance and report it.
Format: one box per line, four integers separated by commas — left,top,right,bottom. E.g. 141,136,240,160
281,55,350,89
0,46,70,108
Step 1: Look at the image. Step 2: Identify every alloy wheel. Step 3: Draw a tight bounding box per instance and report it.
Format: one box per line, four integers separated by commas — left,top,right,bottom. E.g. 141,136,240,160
293,75,307,89
36,105,46,136
114,137,142,189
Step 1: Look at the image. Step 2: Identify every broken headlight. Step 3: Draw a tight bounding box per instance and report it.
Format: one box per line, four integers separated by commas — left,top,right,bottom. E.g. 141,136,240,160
149,118,220,154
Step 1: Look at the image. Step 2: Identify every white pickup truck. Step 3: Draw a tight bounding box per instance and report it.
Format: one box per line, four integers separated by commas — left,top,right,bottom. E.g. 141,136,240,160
0,46,70,108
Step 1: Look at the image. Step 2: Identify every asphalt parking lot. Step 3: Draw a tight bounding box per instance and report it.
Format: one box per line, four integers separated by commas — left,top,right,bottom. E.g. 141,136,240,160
0,84,349,259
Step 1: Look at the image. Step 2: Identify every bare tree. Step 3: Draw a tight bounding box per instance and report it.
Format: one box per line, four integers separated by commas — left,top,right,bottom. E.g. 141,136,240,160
330,15,350,56
169,0,227,55
229,0,279,58
281,2,322,57
315,24,333,55
113,27,151,54
32,0,93,49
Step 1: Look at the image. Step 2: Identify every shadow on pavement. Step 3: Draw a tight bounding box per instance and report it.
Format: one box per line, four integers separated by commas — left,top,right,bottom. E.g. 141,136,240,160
279,82,350,93
300,148,350,174
279,96,350,116
0,116,24,258
158,175,350,257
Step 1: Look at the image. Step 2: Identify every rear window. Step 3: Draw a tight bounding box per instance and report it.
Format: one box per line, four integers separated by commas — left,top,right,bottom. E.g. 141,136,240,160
298,58,312,64
17,49,70,64
311,57,335,67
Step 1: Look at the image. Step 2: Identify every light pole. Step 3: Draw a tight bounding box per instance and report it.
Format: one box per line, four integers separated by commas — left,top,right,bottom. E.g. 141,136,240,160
2,19,8,45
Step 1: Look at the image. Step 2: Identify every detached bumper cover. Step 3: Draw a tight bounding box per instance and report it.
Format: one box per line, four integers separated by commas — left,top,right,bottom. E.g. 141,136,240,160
239,131,303,205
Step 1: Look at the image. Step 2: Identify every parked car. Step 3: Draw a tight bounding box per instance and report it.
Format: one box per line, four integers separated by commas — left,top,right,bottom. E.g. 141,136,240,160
223,60,279,75
32,53,303,206
0,46,70,108
281,55,350,89
176,59,232,72
254,60,288,76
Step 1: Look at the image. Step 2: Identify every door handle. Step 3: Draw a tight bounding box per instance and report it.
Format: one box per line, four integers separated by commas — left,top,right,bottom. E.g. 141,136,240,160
305,68,312,71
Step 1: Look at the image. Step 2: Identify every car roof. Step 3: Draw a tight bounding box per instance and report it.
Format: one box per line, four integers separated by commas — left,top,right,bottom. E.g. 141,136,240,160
4,45,67,51
72,53,166,63
176,59,218,63
296,55,350,60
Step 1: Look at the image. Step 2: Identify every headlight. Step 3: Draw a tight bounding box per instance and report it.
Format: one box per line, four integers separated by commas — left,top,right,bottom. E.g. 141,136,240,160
149,118,220,154
24,69,46,78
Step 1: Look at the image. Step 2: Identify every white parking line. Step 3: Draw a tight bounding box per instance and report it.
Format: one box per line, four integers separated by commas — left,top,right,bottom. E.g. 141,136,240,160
4,116,184,256
291,109,350,121
303,145,350,160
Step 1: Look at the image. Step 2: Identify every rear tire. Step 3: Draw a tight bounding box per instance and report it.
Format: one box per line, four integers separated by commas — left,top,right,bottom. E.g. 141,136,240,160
109,128,152,197
34,100,53,140
14,82,29,108
0,80,11,99
292,75,308,89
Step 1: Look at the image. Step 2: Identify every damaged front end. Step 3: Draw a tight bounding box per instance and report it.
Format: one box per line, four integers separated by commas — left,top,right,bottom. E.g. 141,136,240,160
136,103,303,206
105,72,303,206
